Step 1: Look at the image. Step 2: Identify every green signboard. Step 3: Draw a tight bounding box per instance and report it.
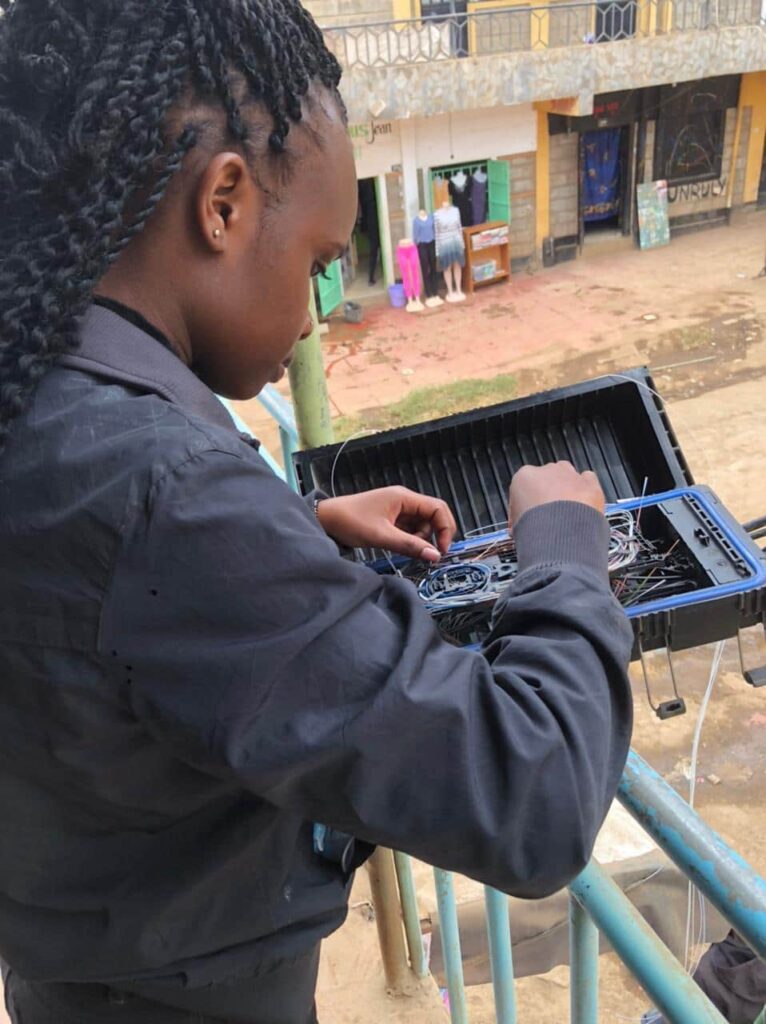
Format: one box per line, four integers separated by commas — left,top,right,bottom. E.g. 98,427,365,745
487,159,511,224
316,258,344,317
637,180,670,251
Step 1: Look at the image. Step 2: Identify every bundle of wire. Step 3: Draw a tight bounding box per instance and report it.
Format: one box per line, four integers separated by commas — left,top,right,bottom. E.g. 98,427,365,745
398,508,699,646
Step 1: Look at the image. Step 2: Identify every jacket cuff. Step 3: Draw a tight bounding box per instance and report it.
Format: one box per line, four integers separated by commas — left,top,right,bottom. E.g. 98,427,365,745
514,501,610,577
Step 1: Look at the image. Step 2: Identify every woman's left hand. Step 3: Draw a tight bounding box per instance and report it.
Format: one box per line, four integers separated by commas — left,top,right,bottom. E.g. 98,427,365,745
316,486,457,562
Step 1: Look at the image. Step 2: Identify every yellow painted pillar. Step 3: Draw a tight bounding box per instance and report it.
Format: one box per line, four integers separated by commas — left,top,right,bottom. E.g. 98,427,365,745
638,0,658,37
739,72,766,204
534,104,551,252
534,2,550,50
392,0,418,18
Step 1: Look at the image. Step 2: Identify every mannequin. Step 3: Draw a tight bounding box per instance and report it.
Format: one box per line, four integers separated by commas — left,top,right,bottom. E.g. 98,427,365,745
412,210,443,308
433,201,465,303
396,237,424,313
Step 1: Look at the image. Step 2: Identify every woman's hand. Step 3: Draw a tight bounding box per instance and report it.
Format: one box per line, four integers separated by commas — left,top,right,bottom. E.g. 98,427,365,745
316,486,457,562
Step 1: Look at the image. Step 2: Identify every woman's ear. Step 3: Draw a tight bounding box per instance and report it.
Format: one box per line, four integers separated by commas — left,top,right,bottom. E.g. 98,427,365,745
195,152,262,253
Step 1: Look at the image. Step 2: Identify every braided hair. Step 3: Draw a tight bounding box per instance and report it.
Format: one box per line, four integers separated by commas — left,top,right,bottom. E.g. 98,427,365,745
0,0,343,445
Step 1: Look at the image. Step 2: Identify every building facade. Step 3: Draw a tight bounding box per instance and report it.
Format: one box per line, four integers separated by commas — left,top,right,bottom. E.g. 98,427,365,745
303,0,766,293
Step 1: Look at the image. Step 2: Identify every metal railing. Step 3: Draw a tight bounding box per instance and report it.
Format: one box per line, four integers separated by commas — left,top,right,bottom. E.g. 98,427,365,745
255,385,299,492
322,0,764,69
391,748,766,1024
217,387,299,492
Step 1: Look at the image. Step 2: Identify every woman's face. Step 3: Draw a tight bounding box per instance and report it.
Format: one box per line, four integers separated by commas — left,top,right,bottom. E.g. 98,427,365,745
187,96,358,399
101,91,358,401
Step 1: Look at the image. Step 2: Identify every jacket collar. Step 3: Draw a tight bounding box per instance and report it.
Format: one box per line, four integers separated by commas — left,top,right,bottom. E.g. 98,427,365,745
59,304,238,434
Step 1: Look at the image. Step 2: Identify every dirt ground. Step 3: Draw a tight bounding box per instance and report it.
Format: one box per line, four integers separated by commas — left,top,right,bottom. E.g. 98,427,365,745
0,217,764,1024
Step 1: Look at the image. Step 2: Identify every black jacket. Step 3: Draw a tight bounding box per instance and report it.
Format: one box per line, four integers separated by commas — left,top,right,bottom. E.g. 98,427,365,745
0,304,633,988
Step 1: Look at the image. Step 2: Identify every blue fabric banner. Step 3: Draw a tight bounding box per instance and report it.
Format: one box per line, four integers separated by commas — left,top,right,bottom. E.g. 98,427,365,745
583,128,621,222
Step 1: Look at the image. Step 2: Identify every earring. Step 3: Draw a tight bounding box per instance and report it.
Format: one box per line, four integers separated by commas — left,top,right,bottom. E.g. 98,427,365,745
213,228,222,239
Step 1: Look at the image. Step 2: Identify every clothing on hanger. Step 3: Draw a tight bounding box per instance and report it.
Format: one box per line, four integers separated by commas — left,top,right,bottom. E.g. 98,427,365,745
432,175,449,209
448,176,473,228
471,173,488,225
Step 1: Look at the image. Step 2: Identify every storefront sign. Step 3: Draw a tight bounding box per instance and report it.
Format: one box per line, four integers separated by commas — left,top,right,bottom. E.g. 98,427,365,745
549,89,647,134
347,120,401,178
667,177,727,203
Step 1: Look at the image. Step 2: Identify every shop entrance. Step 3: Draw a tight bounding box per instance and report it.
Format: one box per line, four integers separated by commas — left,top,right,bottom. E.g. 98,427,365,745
428,160,510,226
341,177,385,303
579,125,633,243
758,135,766,208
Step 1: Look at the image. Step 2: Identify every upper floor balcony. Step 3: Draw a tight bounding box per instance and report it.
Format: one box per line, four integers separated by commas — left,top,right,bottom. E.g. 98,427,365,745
321,0,766,120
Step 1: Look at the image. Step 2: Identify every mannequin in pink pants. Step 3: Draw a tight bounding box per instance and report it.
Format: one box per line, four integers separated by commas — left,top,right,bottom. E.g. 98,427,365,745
396,239,424,313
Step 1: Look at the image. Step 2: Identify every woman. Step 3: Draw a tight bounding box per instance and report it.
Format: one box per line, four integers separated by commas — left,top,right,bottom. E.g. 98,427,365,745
0,2,633,1021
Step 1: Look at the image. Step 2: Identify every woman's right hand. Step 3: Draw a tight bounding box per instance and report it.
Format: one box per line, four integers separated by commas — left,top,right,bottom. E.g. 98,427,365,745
509,462,606,526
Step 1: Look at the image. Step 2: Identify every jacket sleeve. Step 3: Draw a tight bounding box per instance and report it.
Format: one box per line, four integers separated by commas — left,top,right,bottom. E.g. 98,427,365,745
101,446,633,898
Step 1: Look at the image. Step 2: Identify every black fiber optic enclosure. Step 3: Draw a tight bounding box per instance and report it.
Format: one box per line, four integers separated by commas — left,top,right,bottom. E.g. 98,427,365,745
294,369,693,536
295,369,765,659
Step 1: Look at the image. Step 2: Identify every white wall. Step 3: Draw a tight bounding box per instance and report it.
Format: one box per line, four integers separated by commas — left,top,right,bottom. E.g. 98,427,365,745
349,103,537,180
350,120,402,179
412,104,537,167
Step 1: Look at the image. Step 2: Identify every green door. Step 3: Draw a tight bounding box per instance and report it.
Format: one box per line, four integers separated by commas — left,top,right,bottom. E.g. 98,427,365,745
487,159,511,224
316,258,344,317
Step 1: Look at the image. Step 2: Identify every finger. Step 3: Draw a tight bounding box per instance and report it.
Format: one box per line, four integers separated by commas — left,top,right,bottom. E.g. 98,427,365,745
393,517,434,542
399,494,457,554
428,501,457,554
371,522,441,563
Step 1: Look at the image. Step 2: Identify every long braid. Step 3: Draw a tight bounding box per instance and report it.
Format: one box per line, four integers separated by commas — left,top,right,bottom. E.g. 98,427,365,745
0,0,344,445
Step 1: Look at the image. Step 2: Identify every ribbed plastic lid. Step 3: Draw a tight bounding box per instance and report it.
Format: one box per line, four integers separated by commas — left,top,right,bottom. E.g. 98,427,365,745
294,368,693,540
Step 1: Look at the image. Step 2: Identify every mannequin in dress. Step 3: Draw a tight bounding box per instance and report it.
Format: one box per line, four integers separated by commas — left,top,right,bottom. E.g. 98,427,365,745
434,200,465,303
412,210,442,308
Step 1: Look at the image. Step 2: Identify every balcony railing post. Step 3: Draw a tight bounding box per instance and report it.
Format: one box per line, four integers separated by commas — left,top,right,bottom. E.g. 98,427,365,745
570,861,728,1023
393,851,429,978
367,848,413,995
484,885,517,1024
569,893,599,1024
434,868,469,1024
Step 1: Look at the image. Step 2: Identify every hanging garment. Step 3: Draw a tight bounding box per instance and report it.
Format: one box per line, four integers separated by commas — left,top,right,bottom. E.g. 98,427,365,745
432,175,450,209
417,240,439,298
582,128,621,221
471,173,488,225
396,241,422,301
434,205,465,270
448,176,473,227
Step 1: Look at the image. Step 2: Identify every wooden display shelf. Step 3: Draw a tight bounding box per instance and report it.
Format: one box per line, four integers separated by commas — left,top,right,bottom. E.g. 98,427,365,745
461,220,511,296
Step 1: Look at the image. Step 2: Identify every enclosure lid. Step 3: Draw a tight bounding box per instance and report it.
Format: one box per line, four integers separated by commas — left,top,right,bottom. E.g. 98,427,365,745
294,368,694,540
